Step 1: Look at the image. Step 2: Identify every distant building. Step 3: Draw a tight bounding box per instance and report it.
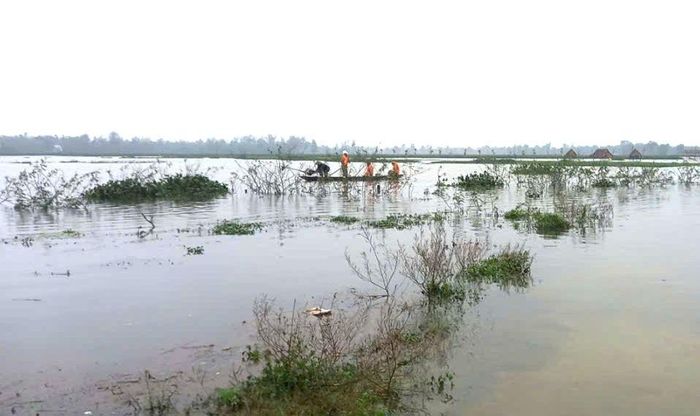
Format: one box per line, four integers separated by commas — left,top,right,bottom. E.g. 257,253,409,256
629,149,642,159
591,148,613,159
564,149,577,158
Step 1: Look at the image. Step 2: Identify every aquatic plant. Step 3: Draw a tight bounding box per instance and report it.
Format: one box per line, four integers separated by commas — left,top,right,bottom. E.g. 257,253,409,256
504,205,571,235
330,215,360,225
452,172,505,190
533,213,570,234
366,213,443,230
592,178,617,188
637,167,674,187
503,207,531,220
212,220,263,236
677,164,700,185
510,162,564,175
58,229,82,238
554,200,613,232
84,173,229,202
186,246,205,255
465,245,533,290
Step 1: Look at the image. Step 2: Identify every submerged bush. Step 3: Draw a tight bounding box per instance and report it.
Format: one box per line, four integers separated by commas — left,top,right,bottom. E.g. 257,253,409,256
212,220,263,236
1,159,98,209
504,205,571,235
401,224,487,303
465,246,533,289
453,172,504,190
208,297,448,415
232,159,303,195
534,212,570,234
84,174,229,202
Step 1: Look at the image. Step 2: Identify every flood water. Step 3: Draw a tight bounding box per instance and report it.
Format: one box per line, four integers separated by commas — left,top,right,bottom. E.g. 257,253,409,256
1,156,699,415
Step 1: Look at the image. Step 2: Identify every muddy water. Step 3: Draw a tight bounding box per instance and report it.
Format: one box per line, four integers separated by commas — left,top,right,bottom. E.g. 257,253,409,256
1,156,700,414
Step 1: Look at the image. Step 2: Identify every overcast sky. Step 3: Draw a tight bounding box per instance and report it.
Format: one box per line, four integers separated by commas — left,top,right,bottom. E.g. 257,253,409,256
1,0,699,147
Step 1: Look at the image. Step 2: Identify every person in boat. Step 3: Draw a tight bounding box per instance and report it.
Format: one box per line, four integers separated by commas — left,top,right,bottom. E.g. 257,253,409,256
340,151,350,177
364,161,374,177
389,161,400,178
314,161,330,177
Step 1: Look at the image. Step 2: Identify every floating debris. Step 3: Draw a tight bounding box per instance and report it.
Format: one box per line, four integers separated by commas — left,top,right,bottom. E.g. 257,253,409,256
304,307,331,317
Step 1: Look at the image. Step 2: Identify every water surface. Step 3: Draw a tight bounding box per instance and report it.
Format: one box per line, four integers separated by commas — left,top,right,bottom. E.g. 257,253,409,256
1,156,699,414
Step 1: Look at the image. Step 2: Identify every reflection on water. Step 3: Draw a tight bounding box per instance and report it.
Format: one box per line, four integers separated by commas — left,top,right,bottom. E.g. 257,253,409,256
1,156,700,414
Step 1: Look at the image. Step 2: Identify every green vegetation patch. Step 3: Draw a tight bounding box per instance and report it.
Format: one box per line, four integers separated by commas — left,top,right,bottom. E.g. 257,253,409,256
212,220,263,236
465,248,533,289
504,206,571,235
84,174,229,202
330,215,361,224
366,213,442,230
503,208,529,221
591,178,617,188
452,172,505,190
533,213,570,234
510,162,563,175
212,347,392,415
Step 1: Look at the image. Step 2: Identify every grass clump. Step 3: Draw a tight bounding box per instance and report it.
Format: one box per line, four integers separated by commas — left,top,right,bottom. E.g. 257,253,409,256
465,246,533,289
212,220,263,235
533,213,570,234
453,172,504,190
330,215,361,225
84,174,229,202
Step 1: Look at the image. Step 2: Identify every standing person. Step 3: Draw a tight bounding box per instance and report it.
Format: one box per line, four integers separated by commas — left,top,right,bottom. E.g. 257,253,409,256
364,161,374,177
390,161,400,178
340,151,350,177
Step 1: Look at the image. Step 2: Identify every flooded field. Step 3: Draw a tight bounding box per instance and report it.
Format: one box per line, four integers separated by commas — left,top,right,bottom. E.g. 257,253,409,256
2,156,700,415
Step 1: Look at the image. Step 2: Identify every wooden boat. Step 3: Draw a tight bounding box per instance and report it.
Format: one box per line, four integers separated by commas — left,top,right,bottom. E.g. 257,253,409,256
300,174,402,182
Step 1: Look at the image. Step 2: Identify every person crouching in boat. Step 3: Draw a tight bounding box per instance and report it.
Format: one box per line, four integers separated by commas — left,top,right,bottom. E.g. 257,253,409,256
389,161,400,178
364,161,374,177
315,161,330,177
340,151,350,177
304,162,330,177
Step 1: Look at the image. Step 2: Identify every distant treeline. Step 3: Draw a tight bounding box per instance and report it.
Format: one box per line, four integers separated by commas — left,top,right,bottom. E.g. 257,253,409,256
0,133,691,157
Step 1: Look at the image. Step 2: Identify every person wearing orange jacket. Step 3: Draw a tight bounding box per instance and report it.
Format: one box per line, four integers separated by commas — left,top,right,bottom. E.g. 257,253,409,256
364,161,374,177
340,151,350,177
390,161,400,178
